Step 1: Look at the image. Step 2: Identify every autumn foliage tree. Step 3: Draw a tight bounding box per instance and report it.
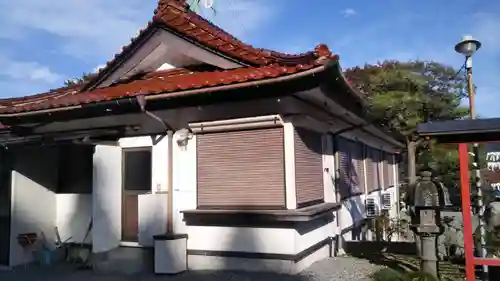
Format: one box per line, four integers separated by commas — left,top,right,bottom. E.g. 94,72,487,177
344,60,469,190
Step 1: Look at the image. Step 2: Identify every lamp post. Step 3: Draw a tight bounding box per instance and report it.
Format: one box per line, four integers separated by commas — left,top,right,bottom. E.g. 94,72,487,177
455,35,487,279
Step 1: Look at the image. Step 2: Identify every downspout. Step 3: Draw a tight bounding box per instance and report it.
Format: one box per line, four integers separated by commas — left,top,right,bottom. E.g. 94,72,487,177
136,95,175,234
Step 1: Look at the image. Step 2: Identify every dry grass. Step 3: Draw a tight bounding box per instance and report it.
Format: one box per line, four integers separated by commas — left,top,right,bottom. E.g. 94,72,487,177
381,254,466,280
346,252,466,280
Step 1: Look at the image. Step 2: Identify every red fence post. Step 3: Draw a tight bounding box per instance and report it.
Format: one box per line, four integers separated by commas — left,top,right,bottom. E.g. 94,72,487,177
459,143,476,280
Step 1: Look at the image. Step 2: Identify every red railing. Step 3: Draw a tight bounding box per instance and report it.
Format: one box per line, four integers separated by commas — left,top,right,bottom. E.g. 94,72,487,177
459,143,500,280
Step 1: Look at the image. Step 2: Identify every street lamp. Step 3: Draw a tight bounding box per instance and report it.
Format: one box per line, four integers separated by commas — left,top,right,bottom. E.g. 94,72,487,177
455,35,487,279
455,35,481,59
455,35,481,119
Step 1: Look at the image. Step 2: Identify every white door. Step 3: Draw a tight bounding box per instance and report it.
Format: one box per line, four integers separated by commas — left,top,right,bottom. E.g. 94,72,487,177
92,145,122,253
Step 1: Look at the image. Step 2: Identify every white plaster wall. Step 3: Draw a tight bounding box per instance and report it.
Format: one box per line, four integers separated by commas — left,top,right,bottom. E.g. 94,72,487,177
338,194,368,239
89,135,170,251
187,225,296,254
186,218,334,256
138,193,168,246
294,218,335,253
337,187,399,241
56,194,92,244
172,133,197,234
324,118,400,241
9,147,58,267
173,115,399,256
92,145,122,253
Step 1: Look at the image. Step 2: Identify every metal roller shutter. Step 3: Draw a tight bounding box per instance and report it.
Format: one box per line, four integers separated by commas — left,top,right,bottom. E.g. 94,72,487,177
346,139,362,195
365,146,376,193
294,128,324,207
382,152,390,189
373,149,383,191
337,137,352,199
387,153,395,187
197,127,285,209
353,142,366,194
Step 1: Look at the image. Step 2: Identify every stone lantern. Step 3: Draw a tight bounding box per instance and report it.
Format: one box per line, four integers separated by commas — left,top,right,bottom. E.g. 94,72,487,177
410,171,445,278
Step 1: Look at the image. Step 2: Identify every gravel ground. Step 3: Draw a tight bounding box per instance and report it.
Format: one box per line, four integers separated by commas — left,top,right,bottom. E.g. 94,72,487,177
0,257,383,281
302,257,384,281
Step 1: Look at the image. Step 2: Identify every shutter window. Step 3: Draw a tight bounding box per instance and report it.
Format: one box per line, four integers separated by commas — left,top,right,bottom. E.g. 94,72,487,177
353,142,366,194
388,153,395,187
382,152,390,189
337,137,351,200
365,146,376,193
347,140,362,195
197,128,285,209
337,137,364,199
374,149,383,191
295,128,324,207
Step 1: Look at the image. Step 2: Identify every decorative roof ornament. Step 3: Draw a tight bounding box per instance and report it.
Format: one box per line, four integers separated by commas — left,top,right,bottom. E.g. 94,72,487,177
188,0,216,14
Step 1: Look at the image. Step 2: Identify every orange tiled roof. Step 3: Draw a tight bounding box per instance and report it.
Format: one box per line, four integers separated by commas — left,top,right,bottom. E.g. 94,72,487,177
0,49,336,114
0,0,338,115
97,0,326,75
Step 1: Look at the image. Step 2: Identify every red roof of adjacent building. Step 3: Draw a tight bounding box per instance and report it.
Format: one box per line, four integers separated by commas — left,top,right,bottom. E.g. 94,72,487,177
0,0,338,115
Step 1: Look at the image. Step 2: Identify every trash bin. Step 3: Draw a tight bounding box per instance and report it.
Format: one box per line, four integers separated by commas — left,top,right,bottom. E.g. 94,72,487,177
153,233,188,274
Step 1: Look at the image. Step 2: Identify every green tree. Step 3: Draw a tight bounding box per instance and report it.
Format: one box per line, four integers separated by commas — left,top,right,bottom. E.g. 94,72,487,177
344,60,469,188
64,72,93,86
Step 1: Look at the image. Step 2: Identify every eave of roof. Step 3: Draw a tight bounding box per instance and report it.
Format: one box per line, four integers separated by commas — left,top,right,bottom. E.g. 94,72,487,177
418,118,500,143
0,53,336,116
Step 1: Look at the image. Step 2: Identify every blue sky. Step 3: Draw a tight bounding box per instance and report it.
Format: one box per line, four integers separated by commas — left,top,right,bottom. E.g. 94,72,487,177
0,0,499,117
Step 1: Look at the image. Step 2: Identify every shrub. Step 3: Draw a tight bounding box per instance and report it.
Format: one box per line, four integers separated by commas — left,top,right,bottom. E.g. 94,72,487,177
406,271,439,281
371,268,408,281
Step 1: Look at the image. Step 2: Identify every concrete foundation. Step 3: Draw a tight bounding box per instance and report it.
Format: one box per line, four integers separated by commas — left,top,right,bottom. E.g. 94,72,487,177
187,241,332,274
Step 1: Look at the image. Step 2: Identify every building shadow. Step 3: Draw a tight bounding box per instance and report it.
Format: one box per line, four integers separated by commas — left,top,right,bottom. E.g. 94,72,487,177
337,150,365,241
3,144,95,268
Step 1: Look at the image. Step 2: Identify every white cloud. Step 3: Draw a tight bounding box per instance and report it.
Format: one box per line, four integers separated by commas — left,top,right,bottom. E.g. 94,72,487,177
0,0,277,99
0,57,62,84
340,8,356,18
0,56,64,98
0,0,155,61
0,0,275,62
